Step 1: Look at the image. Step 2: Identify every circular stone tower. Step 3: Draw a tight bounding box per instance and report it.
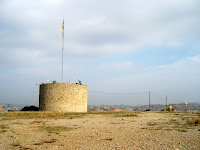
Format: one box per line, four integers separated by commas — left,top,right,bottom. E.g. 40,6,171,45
39,83,87,112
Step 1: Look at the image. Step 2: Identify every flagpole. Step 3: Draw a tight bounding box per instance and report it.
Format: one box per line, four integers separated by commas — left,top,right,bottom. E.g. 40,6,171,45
62,36,64,82
61,20,64,82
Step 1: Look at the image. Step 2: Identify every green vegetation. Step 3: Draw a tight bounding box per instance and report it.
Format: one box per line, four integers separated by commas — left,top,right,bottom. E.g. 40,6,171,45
0,111,140,119
0,111,88,119
40,126,73,133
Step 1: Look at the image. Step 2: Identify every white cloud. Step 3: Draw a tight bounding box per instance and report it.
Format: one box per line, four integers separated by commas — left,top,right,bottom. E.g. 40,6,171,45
87,55,200,104
80,16,107,26
0,48,57,67
100,61,133,70
188,56,200,62
1,0,199,56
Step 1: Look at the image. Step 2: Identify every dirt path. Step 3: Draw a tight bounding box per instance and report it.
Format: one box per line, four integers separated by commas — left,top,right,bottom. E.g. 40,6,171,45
0,112,199,150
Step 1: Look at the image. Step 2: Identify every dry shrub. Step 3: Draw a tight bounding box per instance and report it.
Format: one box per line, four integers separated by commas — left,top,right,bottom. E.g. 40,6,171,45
0,124,9,134
34,142,43,145
115,113,138,117
44,139,57,143
147,122,157,126
110,122,124,124
0,124,9,129
34,139,57,145
0,129,7,133
104,138,112,141
157,111,200,114
11,143,21,147
191,111,200,114
11,142,31,149
88,111,140,115
31,120,45,124
177,129,187,132
188,118,200,124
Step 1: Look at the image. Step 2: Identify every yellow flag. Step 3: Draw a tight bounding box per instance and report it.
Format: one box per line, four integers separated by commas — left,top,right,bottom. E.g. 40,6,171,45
62,19,64,36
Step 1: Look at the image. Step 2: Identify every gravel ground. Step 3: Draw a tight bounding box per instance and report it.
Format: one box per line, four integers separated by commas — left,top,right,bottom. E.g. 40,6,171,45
0,112,199,150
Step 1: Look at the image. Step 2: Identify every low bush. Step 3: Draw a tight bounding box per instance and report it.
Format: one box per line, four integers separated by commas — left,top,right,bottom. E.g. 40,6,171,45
21,106,39,111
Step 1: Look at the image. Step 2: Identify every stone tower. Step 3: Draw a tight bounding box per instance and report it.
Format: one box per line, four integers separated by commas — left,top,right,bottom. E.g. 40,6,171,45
39,82,87,112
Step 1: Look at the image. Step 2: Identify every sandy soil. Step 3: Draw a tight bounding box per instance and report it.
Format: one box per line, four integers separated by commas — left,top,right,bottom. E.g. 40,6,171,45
0,112,199,150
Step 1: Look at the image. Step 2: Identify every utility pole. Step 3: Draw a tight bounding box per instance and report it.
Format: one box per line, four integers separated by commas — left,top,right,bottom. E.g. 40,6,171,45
149,91,151,110
185,101,187,111
166,96,168,107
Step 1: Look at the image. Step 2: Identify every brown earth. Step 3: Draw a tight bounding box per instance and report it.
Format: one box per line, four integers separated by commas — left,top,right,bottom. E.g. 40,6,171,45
0,111,199,150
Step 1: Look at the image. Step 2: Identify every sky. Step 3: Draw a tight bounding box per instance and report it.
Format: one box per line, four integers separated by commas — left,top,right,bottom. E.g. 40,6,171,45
0,0,200,106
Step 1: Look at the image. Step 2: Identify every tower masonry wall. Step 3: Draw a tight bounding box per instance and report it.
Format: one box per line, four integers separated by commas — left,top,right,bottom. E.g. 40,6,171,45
39,83,87,112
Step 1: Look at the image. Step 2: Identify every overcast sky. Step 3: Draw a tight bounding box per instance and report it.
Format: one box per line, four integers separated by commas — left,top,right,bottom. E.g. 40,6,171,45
0,0,200,106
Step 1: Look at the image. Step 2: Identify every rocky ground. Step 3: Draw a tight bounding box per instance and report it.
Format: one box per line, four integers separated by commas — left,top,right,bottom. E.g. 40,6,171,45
0,111,199,150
